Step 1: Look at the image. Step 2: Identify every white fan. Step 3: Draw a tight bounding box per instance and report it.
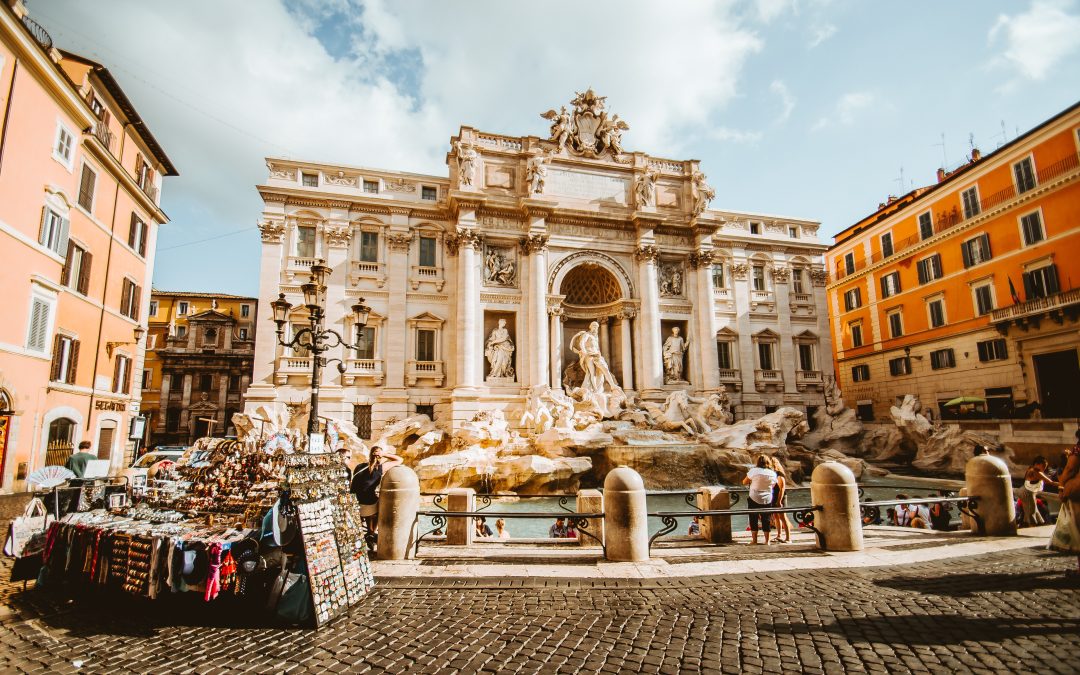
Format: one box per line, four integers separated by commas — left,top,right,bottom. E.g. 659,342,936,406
27,466,76,489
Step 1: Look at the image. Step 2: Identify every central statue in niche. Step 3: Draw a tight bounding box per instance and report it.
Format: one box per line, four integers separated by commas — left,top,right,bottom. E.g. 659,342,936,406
568,321,625,418
485,319,515,379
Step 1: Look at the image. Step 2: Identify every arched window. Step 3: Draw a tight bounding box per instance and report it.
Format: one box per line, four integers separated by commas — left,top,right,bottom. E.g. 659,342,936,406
0,389,11,413
46,417,76,466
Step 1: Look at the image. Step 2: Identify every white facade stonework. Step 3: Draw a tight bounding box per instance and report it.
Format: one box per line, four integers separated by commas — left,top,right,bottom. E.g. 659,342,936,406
245,93,832,436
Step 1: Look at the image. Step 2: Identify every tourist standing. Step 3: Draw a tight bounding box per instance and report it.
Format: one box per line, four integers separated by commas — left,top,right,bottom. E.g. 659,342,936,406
742,456,777,545
1050,430,1080,576
64,441,97,478
768,456,792,543
350,446,404,538
495,518,510,539
1021,456,1058,526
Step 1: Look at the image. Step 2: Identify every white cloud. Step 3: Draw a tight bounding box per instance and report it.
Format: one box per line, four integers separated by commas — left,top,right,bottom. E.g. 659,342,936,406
754,0,795,23
769,80,795,123
707,127,763,143
808,23,837,48
812,91,876,131
989,0,1080,81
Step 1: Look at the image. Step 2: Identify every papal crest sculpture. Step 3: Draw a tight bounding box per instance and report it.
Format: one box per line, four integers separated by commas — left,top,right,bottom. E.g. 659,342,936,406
541,88,629,158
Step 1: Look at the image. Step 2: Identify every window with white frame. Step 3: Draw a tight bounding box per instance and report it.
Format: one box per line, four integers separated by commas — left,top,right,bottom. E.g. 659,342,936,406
128,213,148,257
1023,262,1060,300
148,300,158,316
296,225,316,258
25,290,54,353
843,287,862,311
751,265,766,292
421,185,437,201
355,326,376,359
851,364,870,382
880,271,901,298
791,267,805,294
927,296,946,328
918,212,934,240
977,339,1008,362
416,329,436,362
711,264,725,289
972,282,994,315
177,325,187,338
53,122,74,169
961,233,992,268
1020,211,1045,246
887,309,903,338
961,186,980,219
50,333,79,384
418,236,437,268
240,304,251,318
61,242,91,295
929,348,955,370
917,254,943,284
112,355,132,394
849,321,863,348
39,207,69,256
119,278,141,319
1013,156,1036,194
888,356,911,376
359,231,379,263
177,301,188,315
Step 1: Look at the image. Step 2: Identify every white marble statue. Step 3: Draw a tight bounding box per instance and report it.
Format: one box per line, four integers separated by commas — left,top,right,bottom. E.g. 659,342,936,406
568,321,625,418
455,141,478,187
634,168,660,208
662,327,689,384
641,390,703,435
597,113,629,156
485,319,515,379
691,170,716,216
540,106,574,153
526,153,551,195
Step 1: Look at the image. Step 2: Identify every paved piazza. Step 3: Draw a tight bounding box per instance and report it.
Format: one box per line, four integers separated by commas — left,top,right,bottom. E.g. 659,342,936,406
0,546,1075,674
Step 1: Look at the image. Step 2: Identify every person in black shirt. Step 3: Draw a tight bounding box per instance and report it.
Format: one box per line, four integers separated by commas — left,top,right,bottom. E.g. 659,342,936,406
350,446,403,537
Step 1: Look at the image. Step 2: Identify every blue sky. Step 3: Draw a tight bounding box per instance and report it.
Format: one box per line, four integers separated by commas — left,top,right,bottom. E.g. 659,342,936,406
33,0,1080,296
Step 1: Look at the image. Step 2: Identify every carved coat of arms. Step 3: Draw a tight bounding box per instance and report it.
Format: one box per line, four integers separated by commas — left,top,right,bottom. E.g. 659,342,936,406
541,88,629,158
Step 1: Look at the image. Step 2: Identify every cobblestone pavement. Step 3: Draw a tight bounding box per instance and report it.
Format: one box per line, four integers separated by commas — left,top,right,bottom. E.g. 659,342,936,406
0,546,1077,674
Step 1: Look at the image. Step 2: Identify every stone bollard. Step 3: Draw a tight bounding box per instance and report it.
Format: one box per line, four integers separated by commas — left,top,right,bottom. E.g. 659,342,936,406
376,465,420,560
576,489,604,547
445,488,475,546
604,466,649,561
810,461,863,552
697,487,732,544
964,454,1016,536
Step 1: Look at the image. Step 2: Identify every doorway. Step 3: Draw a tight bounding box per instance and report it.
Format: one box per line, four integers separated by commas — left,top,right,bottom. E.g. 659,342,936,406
1033,349,1080,418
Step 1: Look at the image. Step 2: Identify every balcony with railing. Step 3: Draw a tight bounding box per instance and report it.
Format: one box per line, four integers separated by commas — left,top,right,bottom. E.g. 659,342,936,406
21,14,53,52
349,260,387,287
830,150,1080,283
407,360,444,387
409,265,445,291
343,358,385,386
92,121,113,151
754,369,783,391
273,355,312,384
796,369,823,390
990,287,1080,326
717,368,741,385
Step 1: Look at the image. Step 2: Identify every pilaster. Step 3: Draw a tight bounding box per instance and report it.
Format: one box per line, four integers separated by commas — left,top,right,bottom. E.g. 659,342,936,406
634,238,663,394
689,245,719,393
521,224,550,389
247,218,287,401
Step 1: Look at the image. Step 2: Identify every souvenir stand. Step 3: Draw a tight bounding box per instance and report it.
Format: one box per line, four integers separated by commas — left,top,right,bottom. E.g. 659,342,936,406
27,423,375,626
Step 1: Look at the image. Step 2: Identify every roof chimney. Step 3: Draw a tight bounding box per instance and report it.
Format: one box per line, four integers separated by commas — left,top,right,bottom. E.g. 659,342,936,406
971,148,982,162
936,167,947,183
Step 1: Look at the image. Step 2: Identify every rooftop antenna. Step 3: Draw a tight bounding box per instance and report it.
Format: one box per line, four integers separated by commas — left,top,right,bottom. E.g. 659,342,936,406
993,120,1007,148
893,166,907,194
933,133,947,169
968,132,976,152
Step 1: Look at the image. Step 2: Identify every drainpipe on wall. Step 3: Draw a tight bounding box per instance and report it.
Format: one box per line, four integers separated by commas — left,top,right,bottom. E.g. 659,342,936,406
0,59,19,177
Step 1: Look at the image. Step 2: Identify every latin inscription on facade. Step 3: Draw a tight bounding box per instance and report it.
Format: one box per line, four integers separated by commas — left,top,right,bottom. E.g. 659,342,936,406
546,169,629,205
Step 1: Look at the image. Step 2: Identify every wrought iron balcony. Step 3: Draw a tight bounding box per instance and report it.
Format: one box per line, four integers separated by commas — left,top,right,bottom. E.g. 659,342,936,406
21,15,52,52
991,287,1080,329
92,121,113,151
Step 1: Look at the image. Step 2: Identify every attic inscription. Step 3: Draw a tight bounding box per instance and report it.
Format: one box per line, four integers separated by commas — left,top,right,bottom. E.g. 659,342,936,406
546,169,628,204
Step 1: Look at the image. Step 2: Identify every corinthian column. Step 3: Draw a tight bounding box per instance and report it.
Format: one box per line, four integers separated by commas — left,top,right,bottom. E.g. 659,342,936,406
618,308,635,391
635,244,663,392
452,220,483,390
690,248,720,392
549,306,564,390
521,232,550,388
246,218,287,406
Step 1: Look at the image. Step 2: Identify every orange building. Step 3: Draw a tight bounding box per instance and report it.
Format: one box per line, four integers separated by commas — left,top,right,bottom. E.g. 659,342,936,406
826,101,1080,422
0,1,176,492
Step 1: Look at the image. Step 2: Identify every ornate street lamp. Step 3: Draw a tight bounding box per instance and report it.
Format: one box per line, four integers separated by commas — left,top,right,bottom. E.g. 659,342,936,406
271,259,371,452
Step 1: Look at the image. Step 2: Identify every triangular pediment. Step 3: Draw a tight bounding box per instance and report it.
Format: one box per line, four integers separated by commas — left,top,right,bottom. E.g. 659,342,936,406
188,309,235,324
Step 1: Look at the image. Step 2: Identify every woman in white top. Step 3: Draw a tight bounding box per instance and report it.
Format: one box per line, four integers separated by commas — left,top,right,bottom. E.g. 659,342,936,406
1022,456,1057,526
495,518,511,540
742,455,778,545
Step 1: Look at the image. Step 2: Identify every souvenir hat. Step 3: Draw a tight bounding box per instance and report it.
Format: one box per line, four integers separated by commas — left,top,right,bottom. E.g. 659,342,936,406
182,541,209,585
271,499,298,548
231,537,261,573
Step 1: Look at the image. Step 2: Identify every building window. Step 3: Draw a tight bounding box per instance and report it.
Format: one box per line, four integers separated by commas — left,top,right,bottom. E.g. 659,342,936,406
113,355,132,394
53,123,74,168
240,304,251,318
888,356,911,376
39,208,69,255
301,172,318,187
927,297,946,328
880,271,901,298
917,254,943,284
887,310,903,338
353,404,372,440
973,283,994,315
237,328,248,340
851,364,870,382
757,342,774,371
135,154,155,195
1013,157,1036,194
415,404,435,421
359,231,379,263
1020,211,1045,246
880,232,893,258
961,186,980,219
228,374,240,392
177,325,187,338
46,418,76,462
178,301,188,315
850,322,863,348
128,213,148,257
418,236,437,268
120,279,141,319
961,233,992,268
750,222,761,235
788,226,799,238
929,348,955,370
977,339,1008,362
363,180,379,193
26,293,53,353
199,373,212,391
416,328,436,362
142,369,153,389
61,243,91,295
843,252,855,275
421,185,437,200
711,264,725,289
797,343,815,371
166,408,180,433
149,301,158,316
716,341,733,370
296,225,316,258
791,267,805,294
918,212,934,240
843,288,862,311
1023,263,1059,300
355,326,376,359
77,163,97,212
50,334,79,384
751,265,766,292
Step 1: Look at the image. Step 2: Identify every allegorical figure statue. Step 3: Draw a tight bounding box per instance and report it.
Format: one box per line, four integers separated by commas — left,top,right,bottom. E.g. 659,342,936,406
540,106,574,154
526,152,551,195
568,321,625,418
455,140,478,187
485,318,515,379
662,326,690,384
634,167,659,208
691,170,716,216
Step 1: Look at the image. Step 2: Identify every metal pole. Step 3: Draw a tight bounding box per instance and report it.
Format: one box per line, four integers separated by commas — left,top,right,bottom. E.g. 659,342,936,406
308,307,322,452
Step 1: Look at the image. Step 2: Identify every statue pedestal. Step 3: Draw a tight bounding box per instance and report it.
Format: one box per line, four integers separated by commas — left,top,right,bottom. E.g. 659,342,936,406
485,376,516,386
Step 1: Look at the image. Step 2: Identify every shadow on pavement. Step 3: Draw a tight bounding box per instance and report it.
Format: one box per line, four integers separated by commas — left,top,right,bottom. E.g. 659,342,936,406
763,614,1080,646
873,570,1077,597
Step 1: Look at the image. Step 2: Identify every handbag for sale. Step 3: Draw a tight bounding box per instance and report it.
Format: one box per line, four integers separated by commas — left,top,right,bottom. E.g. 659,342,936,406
3,498,52,558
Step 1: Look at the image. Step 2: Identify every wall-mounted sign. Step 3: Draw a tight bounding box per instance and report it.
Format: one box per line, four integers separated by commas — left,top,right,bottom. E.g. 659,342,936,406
95,400,126,412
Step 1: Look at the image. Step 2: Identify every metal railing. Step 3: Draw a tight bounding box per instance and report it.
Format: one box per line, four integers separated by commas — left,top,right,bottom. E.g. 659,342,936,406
413,509,605,557
21,14,53,51
858,495,982,534
648,505,824,551
425,492,580,514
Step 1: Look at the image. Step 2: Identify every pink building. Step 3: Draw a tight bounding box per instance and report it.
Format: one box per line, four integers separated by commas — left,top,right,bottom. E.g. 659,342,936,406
0,1,177,492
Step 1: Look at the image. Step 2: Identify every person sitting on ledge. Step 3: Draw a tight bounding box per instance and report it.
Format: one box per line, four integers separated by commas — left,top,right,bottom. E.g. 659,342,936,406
495,518,510,539
549,517,569,538
892,494,931,529
474,516,493,538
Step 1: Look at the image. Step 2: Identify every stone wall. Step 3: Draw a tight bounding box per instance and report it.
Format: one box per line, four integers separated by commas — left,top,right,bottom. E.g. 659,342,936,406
865,418,1078,466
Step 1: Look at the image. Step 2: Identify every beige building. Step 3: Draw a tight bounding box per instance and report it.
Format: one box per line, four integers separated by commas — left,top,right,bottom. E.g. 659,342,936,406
245,90,832,438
